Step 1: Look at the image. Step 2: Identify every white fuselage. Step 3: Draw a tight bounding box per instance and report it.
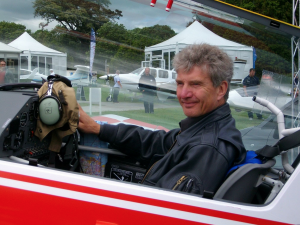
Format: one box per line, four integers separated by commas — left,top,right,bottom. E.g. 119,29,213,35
101,67,177,101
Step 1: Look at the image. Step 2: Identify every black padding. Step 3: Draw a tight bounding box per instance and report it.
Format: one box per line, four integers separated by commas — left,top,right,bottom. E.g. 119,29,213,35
256,145,280,159
47,74,72,87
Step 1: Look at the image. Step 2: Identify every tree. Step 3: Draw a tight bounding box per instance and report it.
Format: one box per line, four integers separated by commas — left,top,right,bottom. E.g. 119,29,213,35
0,21,31,44
93,23,176,72
221,0,292,23
95,22,130,61
33,0,122,34
131,25,176,48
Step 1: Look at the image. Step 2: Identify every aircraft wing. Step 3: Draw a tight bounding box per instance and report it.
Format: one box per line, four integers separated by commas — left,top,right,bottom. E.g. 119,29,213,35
228,70,293,114
20,68,39,80
156,80,177,101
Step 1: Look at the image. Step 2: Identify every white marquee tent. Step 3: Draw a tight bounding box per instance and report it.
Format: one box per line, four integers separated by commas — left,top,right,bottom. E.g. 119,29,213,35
144,21,253,81
9,32,67,76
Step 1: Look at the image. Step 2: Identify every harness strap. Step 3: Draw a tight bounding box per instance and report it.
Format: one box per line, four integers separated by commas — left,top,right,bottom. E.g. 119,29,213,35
256,129,300,159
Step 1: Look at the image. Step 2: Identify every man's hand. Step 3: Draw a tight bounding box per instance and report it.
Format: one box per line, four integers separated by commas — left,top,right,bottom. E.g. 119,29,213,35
78,104,100,135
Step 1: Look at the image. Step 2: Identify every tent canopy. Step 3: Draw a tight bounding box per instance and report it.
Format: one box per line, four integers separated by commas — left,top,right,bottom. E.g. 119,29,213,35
8,32,67,76
145,21,252,52
9,32,65,56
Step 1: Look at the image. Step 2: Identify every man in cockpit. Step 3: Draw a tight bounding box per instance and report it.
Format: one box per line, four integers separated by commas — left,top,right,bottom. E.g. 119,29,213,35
78,44,246,195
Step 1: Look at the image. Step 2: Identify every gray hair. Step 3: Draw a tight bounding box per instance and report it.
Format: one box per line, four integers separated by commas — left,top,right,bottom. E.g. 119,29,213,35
116,70,120,74
172,44,233,100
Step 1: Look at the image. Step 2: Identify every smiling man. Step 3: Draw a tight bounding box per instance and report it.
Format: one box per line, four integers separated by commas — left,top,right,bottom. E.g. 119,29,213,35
78,44,246,196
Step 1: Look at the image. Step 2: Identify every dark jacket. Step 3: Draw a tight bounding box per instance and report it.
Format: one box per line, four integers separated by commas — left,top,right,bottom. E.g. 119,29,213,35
243,75,260,87
99,103,246,195
243,75,260,96
138,73,156,95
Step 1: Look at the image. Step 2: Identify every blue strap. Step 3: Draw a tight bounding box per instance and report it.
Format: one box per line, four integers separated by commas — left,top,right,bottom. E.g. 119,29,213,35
227,151,262,176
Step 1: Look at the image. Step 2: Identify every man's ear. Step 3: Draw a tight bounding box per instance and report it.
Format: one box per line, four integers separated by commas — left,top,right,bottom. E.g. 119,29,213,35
217,81,228,101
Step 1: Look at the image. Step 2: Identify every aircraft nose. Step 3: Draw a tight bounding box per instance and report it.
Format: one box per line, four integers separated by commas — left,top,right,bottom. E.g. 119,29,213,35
99,75,108,80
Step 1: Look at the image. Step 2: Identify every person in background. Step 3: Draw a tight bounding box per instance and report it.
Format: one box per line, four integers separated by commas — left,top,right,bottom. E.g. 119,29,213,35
138,67,156,113
0,60,14,84
243,68,262,120
77,44,246,196
113,70,122,103
50,69,55,75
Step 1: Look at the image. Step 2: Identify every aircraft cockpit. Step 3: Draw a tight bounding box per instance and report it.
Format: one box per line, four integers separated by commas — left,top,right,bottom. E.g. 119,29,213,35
0,79,300,207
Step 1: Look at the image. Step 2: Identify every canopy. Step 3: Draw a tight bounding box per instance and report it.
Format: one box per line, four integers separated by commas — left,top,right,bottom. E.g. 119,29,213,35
0,42,22,54
9,32,64,56
145,21,251,52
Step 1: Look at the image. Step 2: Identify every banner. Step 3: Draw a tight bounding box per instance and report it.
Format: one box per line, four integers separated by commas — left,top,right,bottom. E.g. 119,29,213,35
89,28,96,82
253,47,257,68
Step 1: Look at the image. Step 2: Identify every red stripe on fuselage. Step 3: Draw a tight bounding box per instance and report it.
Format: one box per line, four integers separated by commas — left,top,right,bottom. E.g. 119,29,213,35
91,116,169,131
0,171,291,225
0,185,206,225
124,119,169,132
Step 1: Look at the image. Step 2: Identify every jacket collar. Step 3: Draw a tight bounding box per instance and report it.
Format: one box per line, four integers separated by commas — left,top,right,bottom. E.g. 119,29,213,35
179,103,231,138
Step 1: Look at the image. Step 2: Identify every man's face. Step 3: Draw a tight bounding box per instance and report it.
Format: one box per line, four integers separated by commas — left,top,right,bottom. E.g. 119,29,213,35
0,61,6,71
176,66,225,118
250,70,255,77
145,68,150,75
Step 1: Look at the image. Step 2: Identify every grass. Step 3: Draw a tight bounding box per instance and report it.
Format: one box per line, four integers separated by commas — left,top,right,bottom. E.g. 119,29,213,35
231,109,264,130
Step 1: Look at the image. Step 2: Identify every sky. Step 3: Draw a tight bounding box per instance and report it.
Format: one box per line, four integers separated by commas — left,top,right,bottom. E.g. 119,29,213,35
0,0,193,33
0,0,57,31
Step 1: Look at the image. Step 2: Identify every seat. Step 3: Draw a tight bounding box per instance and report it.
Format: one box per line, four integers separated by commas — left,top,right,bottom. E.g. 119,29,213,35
213,159,276,203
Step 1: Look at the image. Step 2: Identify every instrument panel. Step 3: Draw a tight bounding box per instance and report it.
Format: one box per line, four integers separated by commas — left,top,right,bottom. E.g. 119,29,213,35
0,91,51,160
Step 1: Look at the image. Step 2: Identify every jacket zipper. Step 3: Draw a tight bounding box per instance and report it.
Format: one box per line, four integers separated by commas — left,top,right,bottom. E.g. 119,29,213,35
172,176,187,190
141,131,181,184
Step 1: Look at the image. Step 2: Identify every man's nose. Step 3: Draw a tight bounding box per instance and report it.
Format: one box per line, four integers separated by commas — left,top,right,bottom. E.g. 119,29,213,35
180,85,193,98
